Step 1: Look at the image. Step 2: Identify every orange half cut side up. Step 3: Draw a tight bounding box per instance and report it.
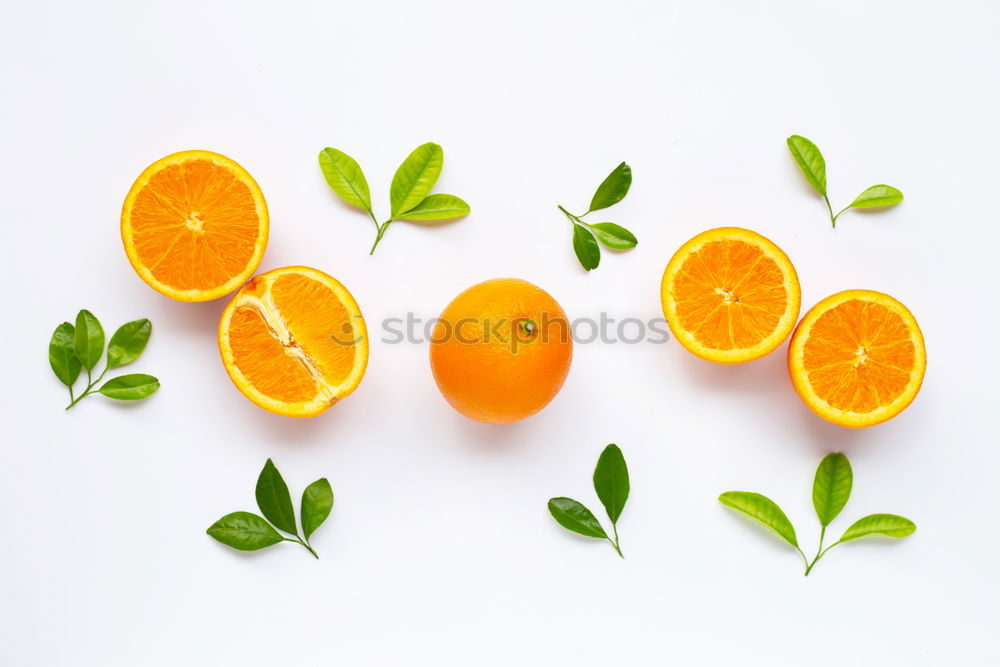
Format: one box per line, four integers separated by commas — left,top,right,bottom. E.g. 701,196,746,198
661,227,801,364
788,290,926,428
121,150,269,302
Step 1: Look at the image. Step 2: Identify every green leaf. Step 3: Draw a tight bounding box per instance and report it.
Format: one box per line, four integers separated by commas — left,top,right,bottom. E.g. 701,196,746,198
97,374,160,400
74,309,104,371
207,511,284,551
572,224,601,271
318,147,373,213
787,135,827,196
255,459,298,536
850,184,904,209
301,478,334,541
547,497,608,539
812,453,853,526
588,162,632,212
49,322,81,387
106,319,152,369
390,142,443,218
589,222,638,250
593,444,629,524
839,514,916,542
398,194,470,221
719,491,798,548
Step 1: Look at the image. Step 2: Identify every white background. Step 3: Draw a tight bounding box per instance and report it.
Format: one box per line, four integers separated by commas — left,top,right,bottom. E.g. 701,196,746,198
2,1,997,665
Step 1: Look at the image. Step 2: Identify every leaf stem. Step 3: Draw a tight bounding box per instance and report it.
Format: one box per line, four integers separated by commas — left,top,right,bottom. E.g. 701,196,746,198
301,540,319,559
370,219,393,255
796,546,810,571
64,366,110,410
608,522,624,558
831,205,851,226
557,205,592,228
804,525,826,576
284,536,319,559
804,530,843,576
823,195,836,228
65,391,92,410
823,196,852,228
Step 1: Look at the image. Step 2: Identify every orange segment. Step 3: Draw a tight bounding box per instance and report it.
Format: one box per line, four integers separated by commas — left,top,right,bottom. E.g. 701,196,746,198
121,150,268,301
788,290,926,428
218,266,368,417
661,227,801,363
269,273,358,386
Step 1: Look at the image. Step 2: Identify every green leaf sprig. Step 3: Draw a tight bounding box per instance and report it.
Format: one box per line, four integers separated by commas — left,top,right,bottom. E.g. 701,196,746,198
319,143,470,255
548,444,630,558
719,453,916,576
787,134,904,228
49,310,160,410
558,162,638,271
207,459,333,559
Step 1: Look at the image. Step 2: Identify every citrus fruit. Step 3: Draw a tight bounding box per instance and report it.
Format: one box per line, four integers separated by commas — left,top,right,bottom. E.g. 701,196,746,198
218,266,368,418
429,278,573,424
788,290,926,428
121,150,269,302
660,227,801,364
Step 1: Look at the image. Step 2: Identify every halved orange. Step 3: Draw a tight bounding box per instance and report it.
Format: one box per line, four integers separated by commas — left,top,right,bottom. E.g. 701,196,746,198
218,266,368,417
660,227,801,363
121,150,269,302
788,290,926,428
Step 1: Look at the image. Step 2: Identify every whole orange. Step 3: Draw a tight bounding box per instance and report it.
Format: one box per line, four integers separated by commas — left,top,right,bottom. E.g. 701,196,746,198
429,278,573,424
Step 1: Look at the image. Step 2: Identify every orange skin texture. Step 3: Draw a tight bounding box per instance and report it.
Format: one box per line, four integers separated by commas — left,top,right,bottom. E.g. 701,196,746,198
429,278,573,424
